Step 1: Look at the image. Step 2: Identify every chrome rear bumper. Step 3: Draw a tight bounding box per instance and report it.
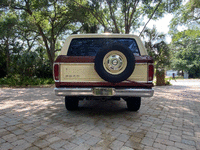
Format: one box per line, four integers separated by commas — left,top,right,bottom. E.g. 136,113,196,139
55,87,154,97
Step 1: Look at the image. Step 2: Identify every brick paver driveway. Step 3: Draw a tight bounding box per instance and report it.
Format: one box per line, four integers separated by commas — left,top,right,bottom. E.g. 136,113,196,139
0,79,200,150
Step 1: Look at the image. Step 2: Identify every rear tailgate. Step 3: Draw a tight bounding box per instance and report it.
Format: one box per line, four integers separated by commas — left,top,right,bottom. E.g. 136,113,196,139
54,55,153,87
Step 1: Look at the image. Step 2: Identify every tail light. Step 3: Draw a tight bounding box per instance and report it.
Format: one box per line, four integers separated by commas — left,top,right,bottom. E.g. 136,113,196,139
54,64,59,81
148,64,154,82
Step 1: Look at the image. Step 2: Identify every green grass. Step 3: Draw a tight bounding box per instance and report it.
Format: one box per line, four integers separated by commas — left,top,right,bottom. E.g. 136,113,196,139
0,75,54,87
165,76,184,81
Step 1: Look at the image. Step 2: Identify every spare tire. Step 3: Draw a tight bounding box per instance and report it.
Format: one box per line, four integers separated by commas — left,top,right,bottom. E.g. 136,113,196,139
95,44,135,83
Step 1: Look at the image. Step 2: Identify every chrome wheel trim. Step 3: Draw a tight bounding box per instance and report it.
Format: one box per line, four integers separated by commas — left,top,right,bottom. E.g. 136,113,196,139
103,50,127,75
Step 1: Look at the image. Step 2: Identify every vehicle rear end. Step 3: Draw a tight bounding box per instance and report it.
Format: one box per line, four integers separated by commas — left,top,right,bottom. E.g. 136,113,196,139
54,34,154,111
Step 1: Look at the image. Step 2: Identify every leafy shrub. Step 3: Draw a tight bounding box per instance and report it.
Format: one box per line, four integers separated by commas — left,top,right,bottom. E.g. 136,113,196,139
0,75,54,86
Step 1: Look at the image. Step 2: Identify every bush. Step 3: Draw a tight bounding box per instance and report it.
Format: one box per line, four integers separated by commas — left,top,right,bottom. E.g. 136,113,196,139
0,74,54,86
165,80,171,85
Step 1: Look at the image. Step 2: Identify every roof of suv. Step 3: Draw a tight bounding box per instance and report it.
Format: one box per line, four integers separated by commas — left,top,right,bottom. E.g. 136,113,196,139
69,33,139,38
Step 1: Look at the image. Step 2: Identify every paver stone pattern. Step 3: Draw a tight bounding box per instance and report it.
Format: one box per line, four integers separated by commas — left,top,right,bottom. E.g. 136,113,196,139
0,79,200,150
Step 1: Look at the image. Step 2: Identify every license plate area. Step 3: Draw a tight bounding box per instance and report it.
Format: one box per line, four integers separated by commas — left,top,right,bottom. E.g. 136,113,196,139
93,88,114,96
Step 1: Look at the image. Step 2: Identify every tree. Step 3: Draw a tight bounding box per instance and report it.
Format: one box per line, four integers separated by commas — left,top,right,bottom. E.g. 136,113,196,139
169,0,200,34
0,0,93,68
142,27,170,85
0,12,19,76
170,30,200,78
74,0,183,34
153,41,170,85
169,0,200,78
0,10,42,77
16,14,40,52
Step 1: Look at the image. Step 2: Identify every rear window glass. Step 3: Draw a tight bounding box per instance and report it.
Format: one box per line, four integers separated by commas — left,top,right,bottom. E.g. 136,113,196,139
67,38,140,56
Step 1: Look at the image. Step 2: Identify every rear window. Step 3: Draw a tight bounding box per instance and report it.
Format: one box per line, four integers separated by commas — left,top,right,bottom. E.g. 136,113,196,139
67,38,140,56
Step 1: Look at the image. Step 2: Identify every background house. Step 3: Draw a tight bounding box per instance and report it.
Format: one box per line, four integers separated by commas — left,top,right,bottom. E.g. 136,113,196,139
166,70,178,77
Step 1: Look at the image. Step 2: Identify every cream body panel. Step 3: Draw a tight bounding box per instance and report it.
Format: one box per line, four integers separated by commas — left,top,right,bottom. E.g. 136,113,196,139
128,64,147,81
60,34,148,56
60,63,147,82
60,63,104,82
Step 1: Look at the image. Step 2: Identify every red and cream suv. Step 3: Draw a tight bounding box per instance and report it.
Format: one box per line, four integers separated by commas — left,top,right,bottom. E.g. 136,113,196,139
54,34,154,111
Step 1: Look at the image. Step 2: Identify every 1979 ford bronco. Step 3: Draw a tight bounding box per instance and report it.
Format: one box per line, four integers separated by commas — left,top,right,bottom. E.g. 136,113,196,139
54,34,154,111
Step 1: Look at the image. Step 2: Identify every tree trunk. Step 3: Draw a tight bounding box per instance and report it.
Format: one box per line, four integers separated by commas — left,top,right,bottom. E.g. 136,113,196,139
49,45,55,68
5,39,10,75
25,7,55,69
156,69,165,86
181,70,184,77
107,0,120,33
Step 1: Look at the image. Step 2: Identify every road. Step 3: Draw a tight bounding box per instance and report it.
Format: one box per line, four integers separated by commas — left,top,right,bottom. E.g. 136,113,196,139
0,79,200,150
171,79,200,87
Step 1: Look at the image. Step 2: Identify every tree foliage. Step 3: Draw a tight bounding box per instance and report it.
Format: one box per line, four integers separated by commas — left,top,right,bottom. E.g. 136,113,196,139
0,0,96,68
0,12,20,76
0,0,101,79
170,30,200,78
74,0,183,34
142,27,170,70
169,0,200,34
169,0,200,78
142,27,170,85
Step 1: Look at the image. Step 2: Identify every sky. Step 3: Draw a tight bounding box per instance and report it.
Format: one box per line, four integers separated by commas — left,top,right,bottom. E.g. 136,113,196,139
139,0,189,44
143,13,174,44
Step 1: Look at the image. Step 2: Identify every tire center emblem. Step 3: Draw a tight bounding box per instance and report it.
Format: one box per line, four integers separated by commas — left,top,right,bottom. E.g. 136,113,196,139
107,54,123,71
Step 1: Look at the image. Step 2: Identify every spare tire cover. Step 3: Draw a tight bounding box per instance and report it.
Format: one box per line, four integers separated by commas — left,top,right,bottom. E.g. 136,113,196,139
95,44,135,83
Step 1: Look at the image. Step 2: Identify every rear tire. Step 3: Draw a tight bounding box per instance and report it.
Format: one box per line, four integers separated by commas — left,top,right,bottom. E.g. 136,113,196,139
65,96,79,111
125,97,141,111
